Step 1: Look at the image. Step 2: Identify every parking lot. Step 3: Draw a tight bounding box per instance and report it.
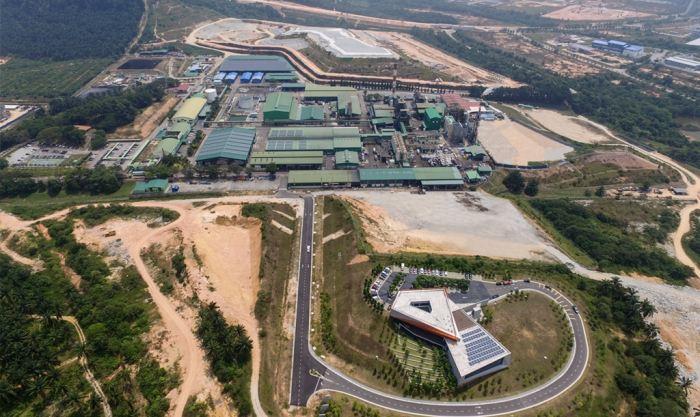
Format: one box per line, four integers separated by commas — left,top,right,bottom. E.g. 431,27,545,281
6,142,86,168
371,266,532,308
170,175,282,192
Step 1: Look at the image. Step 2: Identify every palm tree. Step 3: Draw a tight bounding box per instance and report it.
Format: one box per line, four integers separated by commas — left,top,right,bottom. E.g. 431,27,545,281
611,276,622,288
86,392,102,411
677,376,694,395
659,347,676,363
27,377,48,402
76,343,90,360
0,380,17,405
235,335,253,358
644,323,659,341
62,391,84,411
659,360,679,379
231,324,246,340
640,300,657,318
52,301,64,321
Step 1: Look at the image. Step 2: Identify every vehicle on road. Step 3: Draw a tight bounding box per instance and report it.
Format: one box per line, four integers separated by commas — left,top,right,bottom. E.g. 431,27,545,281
545,285,552,289
307,245,310,253
524,279,530,283
492,294,499,299
503,281,511,285
496,282,502,286
573,306,579,314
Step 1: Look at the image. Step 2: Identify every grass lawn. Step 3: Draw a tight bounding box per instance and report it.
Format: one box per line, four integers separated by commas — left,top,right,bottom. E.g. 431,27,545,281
465,291,572,400
255,203,298,415
315,196,405,395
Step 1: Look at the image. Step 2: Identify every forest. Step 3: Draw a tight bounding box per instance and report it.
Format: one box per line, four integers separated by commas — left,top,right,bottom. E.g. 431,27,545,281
0,81,170,152
0,0,144,61
410,28,700,169
0,166,125,199
530,199,693,282
0,218,176,416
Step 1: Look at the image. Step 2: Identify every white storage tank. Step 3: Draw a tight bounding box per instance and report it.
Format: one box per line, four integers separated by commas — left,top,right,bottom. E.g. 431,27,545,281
204,88,217,102
238,95,254,109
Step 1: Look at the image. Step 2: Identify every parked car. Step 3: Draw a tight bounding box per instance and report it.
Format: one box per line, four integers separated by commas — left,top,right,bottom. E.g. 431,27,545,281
492,294,499,299
545,285,552,290
572,306,579,314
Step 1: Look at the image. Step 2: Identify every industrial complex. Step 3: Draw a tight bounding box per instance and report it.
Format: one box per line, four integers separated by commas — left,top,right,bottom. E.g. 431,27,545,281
390,289,511,385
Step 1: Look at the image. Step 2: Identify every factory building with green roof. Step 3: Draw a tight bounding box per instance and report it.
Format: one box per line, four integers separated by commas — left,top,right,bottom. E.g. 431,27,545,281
163,122,191,143
132,179,169,194
263,92,299,121
423,107,442,131
249,151,323,170
153,138,182,158
335,150,359,169
303,84,361,118
196,127,256,165
287,167,463,189
288,170,361,188
266,127,362,154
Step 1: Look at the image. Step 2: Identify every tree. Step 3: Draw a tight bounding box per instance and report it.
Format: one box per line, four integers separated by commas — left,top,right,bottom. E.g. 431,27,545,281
265,163,278,178
677,376,694,395
595,185,606,197
0,158,8,170
245,166,254,178
90,130,107,150
47,178,62,196
502,170,525,194
524,179,539,197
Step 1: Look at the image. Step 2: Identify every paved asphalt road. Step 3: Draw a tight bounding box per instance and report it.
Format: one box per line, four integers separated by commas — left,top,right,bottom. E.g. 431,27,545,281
290,196,589,415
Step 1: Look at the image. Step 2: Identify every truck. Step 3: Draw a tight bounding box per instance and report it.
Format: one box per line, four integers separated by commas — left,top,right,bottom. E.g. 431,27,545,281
401,263,404,271
105,231,116,237
502,280,512,285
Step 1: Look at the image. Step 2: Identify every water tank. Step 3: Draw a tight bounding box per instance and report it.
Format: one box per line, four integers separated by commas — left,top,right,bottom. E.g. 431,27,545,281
204,88,217,102
238,95,254,109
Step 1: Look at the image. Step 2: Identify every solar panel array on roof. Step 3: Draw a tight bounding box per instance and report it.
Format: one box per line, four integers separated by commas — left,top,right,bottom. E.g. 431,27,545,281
461,329,505,366
269,129,304,138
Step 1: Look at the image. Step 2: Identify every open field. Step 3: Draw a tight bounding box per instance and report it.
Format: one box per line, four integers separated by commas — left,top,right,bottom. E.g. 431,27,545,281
0,58,112,99
111,95,180,139
478,118,574,165
148,0,224,42
543,4,654,21
337,191,552,260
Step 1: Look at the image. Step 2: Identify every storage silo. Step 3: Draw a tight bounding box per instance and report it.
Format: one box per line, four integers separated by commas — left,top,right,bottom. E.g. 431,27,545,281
204,88,217,102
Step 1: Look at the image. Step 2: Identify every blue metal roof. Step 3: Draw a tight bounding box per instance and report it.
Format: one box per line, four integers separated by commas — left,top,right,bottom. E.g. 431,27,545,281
625,45,644,51
592,40,608,46
214,72,226,80
608,40,628,47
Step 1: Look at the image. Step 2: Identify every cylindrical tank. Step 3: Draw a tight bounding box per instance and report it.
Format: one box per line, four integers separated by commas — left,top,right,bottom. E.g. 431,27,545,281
238,95,254,109
204,88,217,102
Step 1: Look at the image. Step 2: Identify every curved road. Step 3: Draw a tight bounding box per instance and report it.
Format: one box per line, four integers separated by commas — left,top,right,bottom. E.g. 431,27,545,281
290,195,589,415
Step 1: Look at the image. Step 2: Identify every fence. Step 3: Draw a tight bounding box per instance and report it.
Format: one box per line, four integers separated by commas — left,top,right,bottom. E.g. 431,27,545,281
494,162,549,170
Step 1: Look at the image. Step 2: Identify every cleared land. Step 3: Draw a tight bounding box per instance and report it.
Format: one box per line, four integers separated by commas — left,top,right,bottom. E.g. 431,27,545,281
337,191,552,260
111,95,180,139
544,4,653,21
478,118,574,165
518,108,615,144
470,32,599,77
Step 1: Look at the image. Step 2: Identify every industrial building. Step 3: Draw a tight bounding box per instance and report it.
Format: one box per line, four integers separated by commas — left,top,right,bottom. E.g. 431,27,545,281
335,150,359,169
591,40,645,58
163,122,191,143
240,72,253,83
219,55,295,74
263,93,299,121
196,127,256,165
153,138,182,157
288,170,361,188
390,289,511,386
281,83,306,91
251,72,264,83
266,127,362,154
265,73,300,83
249,151,323,171
423,107,443,131
441,94,481,112
132,179,170,194
224,73,238,83
286,167,464,189
172,97,207,125
303,84,361,118
465,145,488,160
664,56,700,71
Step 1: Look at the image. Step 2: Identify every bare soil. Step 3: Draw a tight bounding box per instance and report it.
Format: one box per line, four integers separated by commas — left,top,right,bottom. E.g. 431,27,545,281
111,95,179,139
336,190,552,260
520,108,615,144
544,4,653,21
478,118,574,165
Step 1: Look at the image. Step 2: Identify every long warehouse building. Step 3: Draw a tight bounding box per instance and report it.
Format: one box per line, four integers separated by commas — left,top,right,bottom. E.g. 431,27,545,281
266,126,362,153
288,167,464,189
172,97,207,125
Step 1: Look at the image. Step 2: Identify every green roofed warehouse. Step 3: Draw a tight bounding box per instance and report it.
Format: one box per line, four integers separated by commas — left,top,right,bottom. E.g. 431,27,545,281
132,179,169,194
196,127,256,165
263,92,299,121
